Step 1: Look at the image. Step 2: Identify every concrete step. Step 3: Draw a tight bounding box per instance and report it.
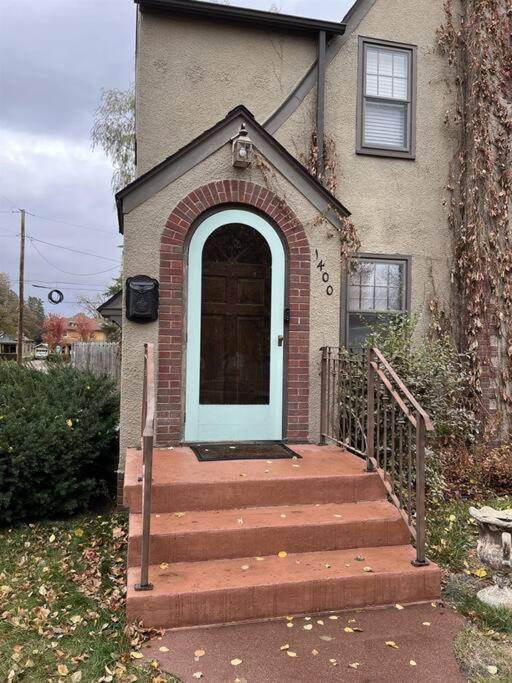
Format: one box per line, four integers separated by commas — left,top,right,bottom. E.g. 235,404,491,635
128,500,411,566
124,446,386,513
126,545,441,628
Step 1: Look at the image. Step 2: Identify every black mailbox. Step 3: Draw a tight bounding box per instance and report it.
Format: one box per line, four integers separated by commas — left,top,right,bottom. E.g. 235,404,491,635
126,275,159,322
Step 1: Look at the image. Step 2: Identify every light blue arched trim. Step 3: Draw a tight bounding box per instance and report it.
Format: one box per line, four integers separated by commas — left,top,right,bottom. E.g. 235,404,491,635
184,208,285,442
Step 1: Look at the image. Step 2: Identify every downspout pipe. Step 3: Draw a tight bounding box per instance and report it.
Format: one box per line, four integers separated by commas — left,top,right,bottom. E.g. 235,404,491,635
316,30,326,181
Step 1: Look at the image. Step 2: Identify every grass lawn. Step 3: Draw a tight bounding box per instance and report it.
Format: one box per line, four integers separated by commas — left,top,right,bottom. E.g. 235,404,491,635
427,495,512,682
1,498,511,682
0,512,179,683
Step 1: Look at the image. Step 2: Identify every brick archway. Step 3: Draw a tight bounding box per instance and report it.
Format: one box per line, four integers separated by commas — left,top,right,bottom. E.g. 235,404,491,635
157,180,310,444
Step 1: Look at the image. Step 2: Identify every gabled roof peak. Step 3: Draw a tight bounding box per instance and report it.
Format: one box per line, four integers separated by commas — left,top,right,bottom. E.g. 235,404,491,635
116,105,350,233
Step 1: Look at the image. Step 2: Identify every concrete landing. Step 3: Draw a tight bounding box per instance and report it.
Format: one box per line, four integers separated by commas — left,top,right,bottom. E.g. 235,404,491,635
139,603,465,682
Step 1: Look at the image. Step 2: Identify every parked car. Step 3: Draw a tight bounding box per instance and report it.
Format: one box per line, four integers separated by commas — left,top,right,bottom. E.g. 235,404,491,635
34,344,49,359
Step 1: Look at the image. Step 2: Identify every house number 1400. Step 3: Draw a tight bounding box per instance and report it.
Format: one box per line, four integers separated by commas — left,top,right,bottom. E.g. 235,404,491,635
315,249,333,296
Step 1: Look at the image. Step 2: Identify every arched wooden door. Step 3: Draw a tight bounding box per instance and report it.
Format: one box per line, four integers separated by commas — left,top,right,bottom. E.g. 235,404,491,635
185,209,285,441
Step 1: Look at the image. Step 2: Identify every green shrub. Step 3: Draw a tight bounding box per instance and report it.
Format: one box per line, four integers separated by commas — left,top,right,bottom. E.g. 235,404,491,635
364,314,479,445
0,362,119,524
44,352,67,366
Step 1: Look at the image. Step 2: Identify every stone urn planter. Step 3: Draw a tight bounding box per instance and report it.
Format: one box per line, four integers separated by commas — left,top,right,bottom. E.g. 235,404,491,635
469,506,512,609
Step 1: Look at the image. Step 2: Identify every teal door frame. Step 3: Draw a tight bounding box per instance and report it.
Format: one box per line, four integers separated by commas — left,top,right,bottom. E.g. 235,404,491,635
184,208,285,442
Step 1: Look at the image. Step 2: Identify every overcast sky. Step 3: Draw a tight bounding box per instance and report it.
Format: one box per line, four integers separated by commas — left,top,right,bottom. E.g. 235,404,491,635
0,0,353,316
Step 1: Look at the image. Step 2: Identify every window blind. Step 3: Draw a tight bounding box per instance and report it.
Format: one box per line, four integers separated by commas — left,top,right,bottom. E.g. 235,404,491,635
362,44,410,151
364,100,407,148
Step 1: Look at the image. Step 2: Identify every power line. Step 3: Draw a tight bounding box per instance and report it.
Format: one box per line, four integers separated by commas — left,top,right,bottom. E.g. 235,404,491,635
14,279,113,286
29,240,120,276
1,225,120,262
26,235,120,262
0,192,18,210
0,200,117,234
31,284,108,292
25,211,116,235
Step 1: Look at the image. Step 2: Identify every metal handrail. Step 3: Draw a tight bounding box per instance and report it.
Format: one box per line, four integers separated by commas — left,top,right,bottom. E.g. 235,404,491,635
371,348,434,430
319,345,434,567
134,342,155,591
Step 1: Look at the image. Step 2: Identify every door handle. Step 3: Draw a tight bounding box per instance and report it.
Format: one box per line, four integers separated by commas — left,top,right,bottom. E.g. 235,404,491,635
277,335,284,347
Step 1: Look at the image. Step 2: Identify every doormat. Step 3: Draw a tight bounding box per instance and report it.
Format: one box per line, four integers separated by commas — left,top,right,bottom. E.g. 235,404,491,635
190,442,302,462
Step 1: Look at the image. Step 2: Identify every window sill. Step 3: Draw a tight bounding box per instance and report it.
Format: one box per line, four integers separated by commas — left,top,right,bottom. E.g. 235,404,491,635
356,146,416,160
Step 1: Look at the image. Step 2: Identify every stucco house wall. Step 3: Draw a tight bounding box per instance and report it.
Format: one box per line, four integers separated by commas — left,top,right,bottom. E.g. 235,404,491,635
327,0,455,336
119,0,460,470
135,0,456,336
135,11,317,174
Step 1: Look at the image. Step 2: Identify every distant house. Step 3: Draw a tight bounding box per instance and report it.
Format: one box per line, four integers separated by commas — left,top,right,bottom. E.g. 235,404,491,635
97,290,122,328
0,334,34,360
61,314,107,354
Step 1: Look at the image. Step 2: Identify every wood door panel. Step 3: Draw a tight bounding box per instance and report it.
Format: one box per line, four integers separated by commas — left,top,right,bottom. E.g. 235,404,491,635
236,316,270,404
199,223,271,406
200,314,227,404
237,278,265,306
202,275,226,304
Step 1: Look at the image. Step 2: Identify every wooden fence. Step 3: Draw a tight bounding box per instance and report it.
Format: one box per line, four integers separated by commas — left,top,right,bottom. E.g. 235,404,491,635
70,342,121,381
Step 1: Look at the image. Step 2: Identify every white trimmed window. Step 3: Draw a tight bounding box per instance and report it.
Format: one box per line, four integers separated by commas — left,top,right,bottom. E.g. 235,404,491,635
357,38,416,158
347,257,409,347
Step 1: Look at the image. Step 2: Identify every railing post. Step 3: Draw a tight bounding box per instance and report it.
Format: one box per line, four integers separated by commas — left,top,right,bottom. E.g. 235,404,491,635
319,347,327,445
412,414,429,566
135,342,155,592
135,434,154,591
141,346,148,448
366,348,376,472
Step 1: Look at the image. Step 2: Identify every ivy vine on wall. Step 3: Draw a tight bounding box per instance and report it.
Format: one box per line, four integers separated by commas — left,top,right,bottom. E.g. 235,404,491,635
437,0,512,438
305,131,360,262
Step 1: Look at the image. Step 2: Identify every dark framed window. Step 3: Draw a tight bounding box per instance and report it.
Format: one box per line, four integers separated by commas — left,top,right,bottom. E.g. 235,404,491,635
346,255,411,347
357,37,417,159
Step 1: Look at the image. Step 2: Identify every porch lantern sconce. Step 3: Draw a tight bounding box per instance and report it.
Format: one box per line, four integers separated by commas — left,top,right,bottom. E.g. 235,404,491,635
232,123,253,168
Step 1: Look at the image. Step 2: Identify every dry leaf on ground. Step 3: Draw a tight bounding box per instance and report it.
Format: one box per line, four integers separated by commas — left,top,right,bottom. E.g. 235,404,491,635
385,641,400,649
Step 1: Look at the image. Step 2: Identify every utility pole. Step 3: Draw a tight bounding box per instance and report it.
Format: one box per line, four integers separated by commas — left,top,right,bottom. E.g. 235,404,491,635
16,209,26,365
